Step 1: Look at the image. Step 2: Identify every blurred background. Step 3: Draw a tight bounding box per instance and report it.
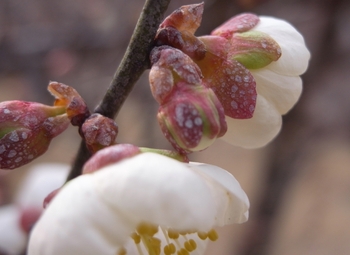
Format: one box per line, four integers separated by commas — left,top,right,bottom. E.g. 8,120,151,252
1,0,350,254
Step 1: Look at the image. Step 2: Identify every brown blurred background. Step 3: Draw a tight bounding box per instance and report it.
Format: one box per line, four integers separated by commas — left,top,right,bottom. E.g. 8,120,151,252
1,0,350,254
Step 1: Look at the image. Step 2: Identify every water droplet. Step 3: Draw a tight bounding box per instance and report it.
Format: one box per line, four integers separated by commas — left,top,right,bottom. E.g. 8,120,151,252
9,131,19,142
185,119,193,129
8,150,17,158
231,100,238,109
194,117,202,126
231,85,238,93
0,145,5,154
15,157,23,163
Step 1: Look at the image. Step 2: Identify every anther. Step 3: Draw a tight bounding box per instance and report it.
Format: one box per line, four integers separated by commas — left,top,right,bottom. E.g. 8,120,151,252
177,248,190,255
197,231,208,240
131,232,141,244
184,239,197,252
168,230,180,239
117,247,127,255
207,229,219,241
137,222,158,236
164,243,176,255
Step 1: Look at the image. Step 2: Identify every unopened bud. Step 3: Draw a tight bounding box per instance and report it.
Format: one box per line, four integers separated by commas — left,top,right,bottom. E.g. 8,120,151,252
19,207,42,234
82,144,141,174
81,113,118,153
82,144,189,174
159,3,204,34
157,84,227,154
149,46,202,104
43,188,61,209
0,101,69,169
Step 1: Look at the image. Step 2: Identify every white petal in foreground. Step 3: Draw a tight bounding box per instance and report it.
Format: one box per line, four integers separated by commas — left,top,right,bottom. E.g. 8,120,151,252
252,17,310,76
28,153,249,255
251,68,302,114
222,95,282,148
188,162,249,225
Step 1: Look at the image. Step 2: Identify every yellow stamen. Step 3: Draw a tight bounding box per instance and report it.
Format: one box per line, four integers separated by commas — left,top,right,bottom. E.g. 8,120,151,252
131,232,141,244
168,229,180,239
197,232,208,240
207,229,218,241
177,248,189,255
184,239,197,252
164,243,176,255
137,222,159,236
117,247,127,255
141,236,161,255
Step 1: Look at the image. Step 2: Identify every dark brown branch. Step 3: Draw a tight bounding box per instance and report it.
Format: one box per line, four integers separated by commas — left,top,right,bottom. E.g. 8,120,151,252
67,0,171,181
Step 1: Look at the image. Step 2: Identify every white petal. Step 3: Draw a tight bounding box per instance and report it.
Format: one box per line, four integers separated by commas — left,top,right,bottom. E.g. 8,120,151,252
188,162,249,225
28,175,132,255
93,153,217,232
0,205,27,254
221,95,282,148
251,68,302,114
252,17,310,76
15,163,69,209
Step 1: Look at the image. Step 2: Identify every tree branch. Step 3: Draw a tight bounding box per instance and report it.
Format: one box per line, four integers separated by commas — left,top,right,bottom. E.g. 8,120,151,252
66,0,171,181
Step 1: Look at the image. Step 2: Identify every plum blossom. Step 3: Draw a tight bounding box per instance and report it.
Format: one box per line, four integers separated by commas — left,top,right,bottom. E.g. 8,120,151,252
28,152,249,255
0,163,69,254
212,14,311,148
154,4,310,150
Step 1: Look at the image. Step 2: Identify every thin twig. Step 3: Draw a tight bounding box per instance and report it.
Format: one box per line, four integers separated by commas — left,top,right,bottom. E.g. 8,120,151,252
66,0,171,181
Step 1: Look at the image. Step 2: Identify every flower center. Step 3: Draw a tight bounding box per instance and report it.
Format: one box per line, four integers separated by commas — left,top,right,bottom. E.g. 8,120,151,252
117,222,218,255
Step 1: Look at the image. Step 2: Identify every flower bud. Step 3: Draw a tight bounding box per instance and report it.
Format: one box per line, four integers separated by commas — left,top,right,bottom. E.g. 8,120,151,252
157,84,227,154
82,144,190,174
159,3,204,34
0,101,69,169
83,144,141,174
81,113,118,153
149,46,202,104
48,81,90,126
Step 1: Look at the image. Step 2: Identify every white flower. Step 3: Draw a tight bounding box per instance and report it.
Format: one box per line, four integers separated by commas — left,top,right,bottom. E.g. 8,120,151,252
0,163,68,254
221,16,310,148
0,205,27,254
28,152,249,255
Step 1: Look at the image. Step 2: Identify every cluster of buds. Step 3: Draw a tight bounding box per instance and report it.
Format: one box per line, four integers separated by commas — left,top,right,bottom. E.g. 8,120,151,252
0,82,118,169
150,45,227,154
150,2,309,151
149,3,265,153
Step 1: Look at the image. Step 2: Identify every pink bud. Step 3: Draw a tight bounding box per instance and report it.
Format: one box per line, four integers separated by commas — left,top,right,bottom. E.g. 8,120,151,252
149,46,203,104
158,84,227,154
43,188,61,209
82,144,141,174
159,3,204,34
0,101,69,169
19,207,42,234
81,113,118,154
